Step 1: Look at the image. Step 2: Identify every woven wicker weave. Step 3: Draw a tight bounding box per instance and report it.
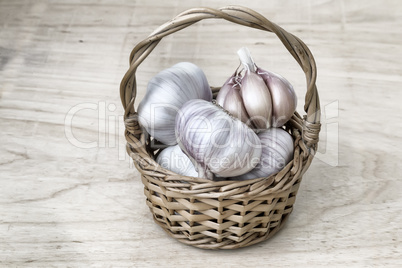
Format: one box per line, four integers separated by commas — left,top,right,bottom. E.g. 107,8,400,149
120,6,321,249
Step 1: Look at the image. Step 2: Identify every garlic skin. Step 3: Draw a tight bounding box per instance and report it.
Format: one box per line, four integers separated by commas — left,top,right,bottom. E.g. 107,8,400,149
215,72,238,106
156,145,198,177
216,73,252,126
237,47,273,129
137,62,212,145
175,99,262,180
231,128,294,180
241,70,273,129
257,67,297,127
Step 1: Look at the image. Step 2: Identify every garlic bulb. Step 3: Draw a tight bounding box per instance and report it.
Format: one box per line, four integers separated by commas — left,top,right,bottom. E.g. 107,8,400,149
216,47,297,129
156,145,198,177
175,99,262,180
238,47,297,128
137,62,212,145
231,128,294,180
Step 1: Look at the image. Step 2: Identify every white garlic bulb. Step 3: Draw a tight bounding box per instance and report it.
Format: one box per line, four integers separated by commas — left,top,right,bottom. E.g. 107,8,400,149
175,99,262,180
137,62,212,145
156,145,198,177
216,47,297,129
231,128,294,180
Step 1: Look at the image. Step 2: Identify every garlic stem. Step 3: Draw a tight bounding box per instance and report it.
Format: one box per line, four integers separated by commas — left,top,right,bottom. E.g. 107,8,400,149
237,47,256,73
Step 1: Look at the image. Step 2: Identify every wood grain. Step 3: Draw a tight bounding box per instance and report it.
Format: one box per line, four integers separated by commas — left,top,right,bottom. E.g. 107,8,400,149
1,0,401,266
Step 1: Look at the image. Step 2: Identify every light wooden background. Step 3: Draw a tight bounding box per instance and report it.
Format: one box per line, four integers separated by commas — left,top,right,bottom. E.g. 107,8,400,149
1,0,401,267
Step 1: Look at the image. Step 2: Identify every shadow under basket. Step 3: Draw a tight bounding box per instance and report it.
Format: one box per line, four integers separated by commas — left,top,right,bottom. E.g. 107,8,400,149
120,6,321,250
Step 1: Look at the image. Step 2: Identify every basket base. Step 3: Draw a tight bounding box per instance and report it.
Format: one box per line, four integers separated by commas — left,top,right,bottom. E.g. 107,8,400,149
154,210,292,250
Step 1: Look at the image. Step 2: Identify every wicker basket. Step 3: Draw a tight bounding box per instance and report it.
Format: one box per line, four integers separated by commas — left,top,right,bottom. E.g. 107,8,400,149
120,6,321,250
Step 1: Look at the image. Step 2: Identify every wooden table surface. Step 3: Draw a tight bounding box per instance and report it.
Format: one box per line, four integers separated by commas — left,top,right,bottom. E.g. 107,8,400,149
1,0,401,267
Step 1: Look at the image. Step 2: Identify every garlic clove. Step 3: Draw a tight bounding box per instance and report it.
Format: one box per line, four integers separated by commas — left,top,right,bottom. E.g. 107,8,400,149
156,145,198,177
216,72,237,107
137,62,212,145
240,70,273,129
216,71,254,127
231,127,294,180
237,47,273,129
222,84,253,126
257,67,297,127
175,99,262,180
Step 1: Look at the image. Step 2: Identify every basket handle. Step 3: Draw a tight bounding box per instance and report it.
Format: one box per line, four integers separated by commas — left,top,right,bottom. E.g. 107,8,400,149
120,6,321,151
